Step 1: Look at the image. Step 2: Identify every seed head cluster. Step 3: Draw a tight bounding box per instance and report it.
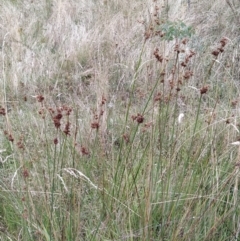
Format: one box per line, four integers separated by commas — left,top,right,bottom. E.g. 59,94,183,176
0,106,6,115
80,146,90,156
132,113,144,124
53,113,63,129
200,86,209,95
91,95,106,130
154,48,163,63
22,168,29,179
17,136,25,150
36,95,73,136
4,130,14,142
53,138,58,145
211,37,228,57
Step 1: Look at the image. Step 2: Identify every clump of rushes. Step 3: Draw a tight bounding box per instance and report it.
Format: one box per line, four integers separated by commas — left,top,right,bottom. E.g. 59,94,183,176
1,1,240,241
34,95,78,240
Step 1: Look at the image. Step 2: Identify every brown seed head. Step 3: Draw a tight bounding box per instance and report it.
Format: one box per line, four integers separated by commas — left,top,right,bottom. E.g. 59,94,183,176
91,122,99,129
188,50,196,58
36,95,44,103
174,44,180,53
226,119,231,124
220,37,228,47
169,80,174,89
181,62,187,67
211,49,220,57
48,107,55,115
101,96,107,105
136,114,144,124
231,100,238,107
218,47,224,53
53,119,61,129
38,108,46,119
53,113,63,129
176,87,181,92
200,86,209,95
183,70,193,80
0,107,6,115
6,133,14,142
63,121,71,135
17,139,24,150
55,113,63,120
53,138,58,145
153,48,163,63
182,38,188,45
81,146,90,156
22,169,29,179
154,92,162,102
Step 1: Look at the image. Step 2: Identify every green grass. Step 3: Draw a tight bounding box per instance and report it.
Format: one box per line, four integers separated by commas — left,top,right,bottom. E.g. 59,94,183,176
1,0,240,240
